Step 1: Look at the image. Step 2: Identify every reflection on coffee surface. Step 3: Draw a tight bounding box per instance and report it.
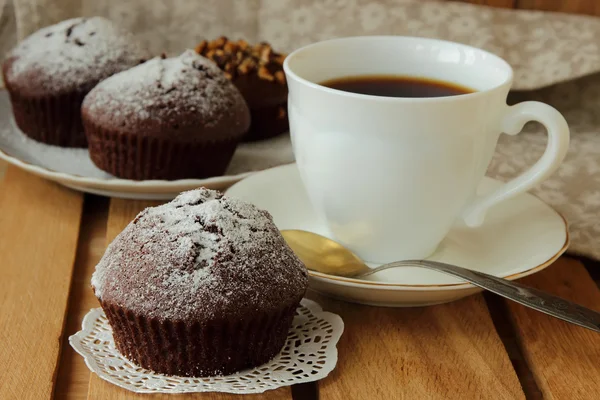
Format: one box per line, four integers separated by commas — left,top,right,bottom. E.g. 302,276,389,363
321,75,474,98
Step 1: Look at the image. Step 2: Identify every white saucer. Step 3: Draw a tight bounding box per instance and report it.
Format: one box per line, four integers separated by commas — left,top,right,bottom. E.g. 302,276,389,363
0,91,294,199
226,163,569,306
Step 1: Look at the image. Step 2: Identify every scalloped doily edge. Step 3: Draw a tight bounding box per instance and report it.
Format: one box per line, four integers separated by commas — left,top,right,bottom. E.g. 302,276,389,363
69,298,344,394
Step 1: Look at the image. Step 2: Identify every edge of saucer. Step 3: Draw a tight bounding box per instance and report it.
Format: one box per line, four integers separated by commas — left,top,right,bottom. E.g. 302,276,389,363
307,211,569,291
0,145,256,191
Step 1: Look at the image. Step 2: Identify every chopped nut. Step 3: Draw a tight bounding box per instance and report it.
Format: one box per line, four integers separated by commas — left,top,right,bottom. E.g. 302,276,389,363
224,61,235,71
258,66,275,81
211,49,230,66
194,40,207,54
237,39,249,50
205,49,216,59
238,57,256,74
223,72,233,80
215,36,228,48
274,54,286,65
224,41,238,53
259,46,272,63
274,70,286,84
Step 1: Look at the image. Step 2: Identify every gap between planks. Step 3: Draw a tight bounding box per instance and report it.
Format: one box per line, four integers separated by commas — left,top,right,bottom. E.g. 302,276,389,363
308,290,525,400
484,292,543,400
505,257,600,399
54,195,110,400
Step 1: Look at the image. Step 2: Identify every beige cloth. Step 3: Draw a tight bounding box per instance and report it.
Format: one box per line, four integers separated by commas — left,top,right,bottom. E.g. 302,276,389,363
2,0,600,259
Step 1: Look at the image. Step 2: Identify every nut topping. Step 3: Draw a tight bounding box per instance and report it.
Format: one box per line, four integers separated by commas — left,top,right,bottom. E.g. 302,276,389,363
257,66,274,81
195,36,286,84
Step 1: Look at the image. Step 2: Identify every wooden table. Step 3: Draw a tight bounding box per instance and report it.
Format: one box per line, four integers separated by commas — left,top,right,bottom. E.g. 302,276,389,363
1,166,600,400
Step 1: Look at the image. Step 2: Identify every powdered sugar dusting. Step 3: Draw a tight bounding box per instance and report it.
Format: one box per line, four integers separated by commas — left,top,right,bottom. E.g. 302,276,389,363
5,17,151,93
82,50,248,138
92,188,308,320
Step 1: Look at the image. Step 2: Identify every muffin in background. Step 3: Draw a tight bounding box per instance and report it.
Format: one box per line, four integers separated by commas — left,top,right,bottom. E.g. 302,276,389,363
82,50,250,180
195,37,288,142
91,188,309,377
2,17,150,147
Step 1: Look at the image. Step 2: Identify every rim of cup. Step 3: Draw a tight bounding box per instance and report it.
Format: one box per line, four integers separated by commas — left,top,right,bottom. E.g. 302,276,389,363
283,35,514,103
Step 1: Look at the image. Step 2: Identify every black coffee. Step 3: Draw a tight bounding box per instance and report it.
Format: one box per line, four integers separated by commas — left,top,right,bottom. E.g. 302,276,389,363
321,75,474,98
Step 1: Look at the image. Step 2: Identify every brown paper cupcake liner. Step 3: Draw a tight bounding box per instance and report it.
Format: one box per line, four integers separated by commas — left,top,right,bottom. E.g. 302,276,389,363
5,88,88,147
84,119,241,180
243,103,289,142
100,300,299,377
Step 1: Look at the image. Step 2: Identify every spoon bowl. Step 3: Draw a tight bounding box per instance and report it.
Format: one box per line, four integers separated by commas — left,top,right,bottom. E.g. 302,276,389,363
280,230,369,277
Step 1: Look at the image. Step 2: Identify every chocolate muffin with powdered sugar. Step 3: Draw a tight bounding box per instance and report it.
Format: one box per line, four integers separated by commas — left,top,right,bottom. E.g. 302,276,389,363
82,50,250,180
91,188,308,377
2,17,150,147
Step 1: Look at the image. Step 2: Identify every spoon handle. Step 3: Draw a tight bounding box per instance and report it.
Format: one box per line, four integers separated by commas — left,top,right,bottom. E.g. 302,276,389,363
363,260,600,333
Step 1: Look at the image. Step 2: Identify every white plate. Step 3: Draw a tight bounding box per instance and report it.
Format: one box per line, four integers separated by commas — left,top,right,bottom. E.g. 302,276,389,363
0,91,294,199
226,164,569,306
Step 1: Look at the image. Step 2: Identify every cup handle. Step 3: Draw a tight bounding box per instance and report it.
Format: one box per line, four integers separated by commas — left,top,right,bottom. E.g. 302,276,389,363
462,101,570,227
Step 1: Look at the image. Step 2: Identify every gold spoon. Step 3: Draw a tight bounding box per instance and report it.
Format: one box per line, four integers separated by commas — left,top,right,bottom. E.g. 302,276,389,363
281,229,600,333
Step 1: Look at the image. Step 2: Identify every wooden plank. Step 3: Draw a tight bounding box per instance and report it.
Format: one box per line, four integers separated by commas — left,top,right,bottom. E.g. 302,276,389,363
452,0,600,15
0,167,84,399
54,195,109,400
516,0,600,16
310,291,525,399
506,257,600,399
86,199,293,399
453,0,516,8
0,159,6,181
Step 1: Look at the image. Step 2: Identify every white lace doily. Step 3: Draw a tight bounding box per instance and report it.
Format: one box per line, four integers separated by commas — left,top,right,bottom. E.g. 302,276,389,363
69,299,343,394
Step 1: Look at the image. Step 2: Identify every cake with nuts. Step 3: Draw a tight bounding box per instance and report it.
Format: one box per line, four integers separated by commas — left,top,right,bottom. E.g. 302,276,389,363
195,37,288,141
91,188,309,377
2,17,150,147
82,50,250,180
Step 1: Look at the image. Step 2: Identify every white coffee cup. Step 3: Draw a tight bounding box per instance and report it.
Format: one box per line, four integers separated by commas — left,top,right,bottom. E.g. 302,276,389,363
283,36,569,263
